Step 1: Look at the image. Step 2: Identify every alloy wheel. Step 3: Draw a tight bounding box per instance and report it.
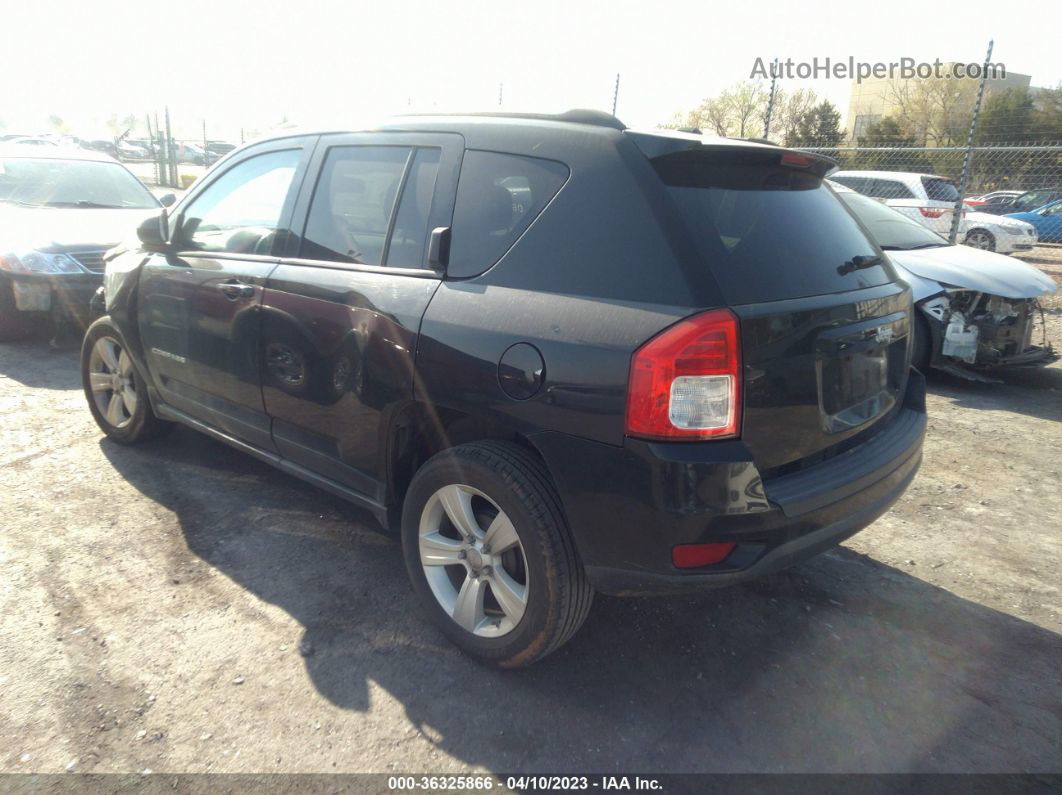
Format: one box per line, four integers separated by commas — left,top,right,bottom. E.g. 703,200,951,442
418,484,529,637
88,336,137,429
967,230,993,250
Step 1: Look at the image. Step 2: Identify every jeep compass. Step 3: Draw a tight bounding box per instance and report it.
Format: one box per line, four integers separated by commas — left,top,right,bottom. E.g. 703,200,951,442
81,110,925,666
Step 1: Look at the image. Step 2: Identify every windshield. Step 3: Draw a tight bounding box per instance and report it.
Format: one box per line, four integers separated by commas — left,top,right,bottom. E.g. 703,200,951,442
0,157,159,209
837,191,948,250
654,150,893,304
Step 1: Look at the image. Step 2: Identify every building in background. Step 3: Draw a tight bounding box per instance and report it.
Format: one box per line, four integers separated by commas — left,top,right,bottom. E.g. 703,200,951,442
844,65,1032,144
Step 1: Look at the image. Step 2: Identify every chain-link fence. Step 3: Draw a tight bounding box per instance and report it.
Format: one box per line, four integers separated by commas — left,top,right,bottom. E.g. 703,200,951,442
794,144,1062,264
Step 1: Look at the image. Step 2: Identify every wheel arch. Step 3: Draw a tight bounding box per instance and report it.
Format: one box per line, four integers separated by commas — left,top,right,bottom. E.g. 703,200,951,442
384,402,546,529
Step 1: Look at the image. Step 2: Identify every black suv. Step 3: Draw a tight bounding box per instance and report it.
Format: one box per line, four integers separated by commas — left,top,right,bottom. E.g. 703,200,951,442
82,110,925,666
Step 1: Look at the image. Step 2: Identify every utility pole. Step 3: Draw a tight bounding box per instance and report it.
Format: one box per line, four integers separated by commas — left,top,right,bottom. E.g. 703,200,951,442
763,58,779,139
164,107,174,188
498,83,503,107
611,73,620,116
948,40,994,244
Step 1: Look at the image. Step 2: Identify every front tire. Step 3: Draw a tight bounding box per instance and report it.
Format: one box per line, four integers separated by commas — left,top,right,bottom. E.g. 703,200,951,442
965,229,996,251
82,321,172,444
401,441,593,667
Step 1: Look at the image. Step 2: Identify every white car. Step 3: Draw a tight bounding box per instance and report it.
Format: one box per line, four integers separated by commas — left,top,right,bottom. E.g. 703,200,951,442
961,210,1038,255
830,169,960,236
966,189,1022,207
829,181,1057,376
831,169,1038,255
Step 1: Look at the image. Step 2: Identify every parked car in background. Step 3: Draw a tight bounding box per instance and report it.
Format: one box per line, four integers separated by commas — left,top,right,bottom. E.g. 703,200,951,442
81,139,119,159
830,170,960,236
117,140,149,160
831,182,1057,376
0,146,169,340
831,170,1038,254
974,186,1062,216
82,113,927,666
1005,198,1062,243
205,141,237,162
960,210,1038,254
7,136,60,147
964,189,1021,209
174,142,207,165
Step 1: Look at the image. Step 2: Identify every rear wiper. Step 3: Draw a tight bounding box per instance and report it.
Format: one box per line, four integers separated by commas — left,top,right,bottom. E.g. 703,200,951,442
837,254,883,275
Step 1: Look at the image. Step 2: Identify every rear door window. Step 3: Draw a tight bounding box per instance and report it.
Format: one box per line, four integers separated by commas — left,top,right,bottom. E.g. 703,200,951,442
869,179,915,200
830,175,871,194
655,151,893,304
387,148,441,268
921,177,959,202
447,151,569,278
300,146,411,266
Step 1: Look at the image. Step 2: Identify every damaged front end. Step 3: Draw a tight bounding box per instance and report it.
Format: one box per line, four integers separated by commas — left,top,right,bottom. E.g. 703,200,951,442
921,290,1057,377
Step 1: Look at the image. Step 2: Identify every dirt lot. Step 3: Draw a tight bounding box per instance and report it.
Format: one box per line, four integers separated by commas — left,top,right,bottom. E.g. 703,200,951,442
1,291,1060,776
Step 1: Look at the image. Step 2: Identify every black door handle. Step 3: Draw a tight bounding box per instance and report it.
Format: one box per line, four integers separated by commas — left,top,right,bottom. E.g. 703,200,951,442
217,281,255,299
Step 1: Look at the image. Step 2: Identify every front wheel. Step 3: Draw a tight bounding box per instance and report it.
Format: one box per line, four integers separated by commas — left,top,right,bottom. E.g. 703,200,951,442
82,322,172,444
401,441,593,667
965,228,996,251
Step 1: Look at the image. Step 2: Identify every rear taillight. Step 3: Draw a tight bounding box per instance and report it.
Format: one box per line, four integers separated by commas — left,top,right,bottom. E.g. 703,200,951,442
626,308,741,440
919,207,946,218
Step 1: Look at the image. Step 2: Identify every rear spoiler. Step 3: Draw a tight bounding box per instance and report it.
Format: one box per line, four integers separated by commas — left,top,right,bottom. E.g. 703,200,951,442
627,131,837,179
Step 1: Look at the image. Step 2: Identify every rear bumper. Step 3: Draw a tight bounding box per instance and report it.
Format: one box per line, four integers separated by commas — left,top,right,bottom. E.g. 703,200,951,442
532,370,926,596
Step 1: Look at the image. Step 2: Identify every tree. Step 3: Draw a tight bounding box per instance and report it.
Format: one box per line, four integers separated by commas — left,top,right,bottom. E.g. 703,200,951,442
1032,83,1062,141
791,101,844,147
853,116,934,172
879,69,977,146
725,81,768,138
48,115,67,134
661,81,770,138
769,88,819,146
976,88,1035,144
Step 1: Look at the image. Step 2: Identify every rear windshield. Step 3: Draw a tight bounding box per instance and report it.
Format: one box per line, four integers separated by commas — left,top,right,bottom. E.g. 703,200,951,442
921,176,959,202
654,150,893,304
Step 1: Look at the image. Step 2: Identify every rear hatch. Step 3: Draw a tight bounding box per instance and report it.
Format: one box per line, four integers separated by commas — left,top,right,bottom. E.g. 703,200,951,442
650,144,912,472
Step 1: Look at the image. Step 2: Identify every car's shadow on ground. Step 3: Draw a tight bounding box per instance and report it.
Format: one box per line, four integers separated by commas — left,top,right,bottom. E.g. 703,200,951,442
925,365,1062,423
0,338,81,390
100,428,1061,773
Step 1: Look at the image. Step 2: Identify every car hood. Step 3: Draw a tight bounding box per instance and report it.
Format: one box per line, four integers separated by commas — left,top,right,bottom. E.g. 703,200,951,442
888,245,1057,299
0,205,157,253
964,211,1032,229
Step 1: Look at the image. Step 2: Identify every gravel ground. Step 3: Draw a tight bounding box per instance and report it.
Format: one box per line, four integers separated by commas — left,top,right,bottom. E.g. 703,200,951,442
1,282,1060,775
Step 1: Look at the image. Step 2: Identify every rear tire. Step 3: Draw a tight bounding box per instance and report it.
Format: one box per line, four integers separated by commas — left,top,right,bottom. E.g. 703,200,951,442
82,321,172,444
401,441,593,667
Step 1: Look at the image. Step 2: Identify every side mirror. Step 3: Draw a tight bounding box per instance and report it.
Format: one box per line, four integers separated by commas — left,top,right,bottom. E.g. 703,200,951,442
136,212,171,253
158,193,177,207
427,226,451,270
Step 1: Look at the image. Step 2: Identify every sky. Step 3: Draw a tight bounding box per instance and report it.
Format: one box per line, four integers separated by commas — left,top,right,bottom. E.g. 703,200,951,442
3,0,1060,142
